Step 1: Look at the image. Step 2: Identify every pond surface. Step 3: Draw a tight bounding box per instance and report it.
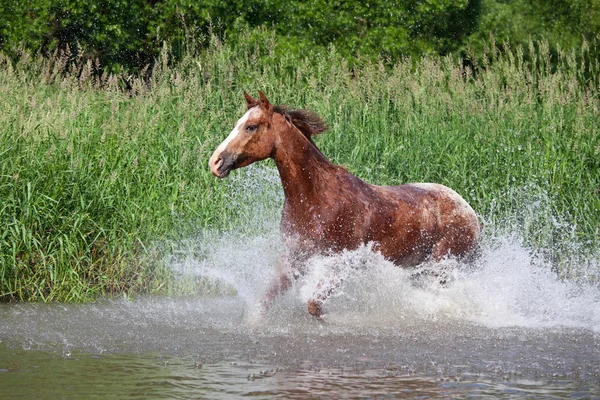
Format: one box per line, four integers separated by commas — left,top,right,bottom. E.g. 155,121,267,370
0,296,599,399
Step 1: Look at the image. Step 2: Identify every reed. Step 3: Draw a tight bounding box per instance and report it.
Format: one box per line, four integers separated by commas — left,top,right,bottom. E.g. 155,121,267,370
1,31,598,301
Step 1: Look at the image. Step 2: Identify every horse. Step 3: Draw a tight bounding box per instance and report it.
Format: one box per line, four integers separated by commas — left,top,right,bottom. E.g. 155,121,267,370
209,91,481,319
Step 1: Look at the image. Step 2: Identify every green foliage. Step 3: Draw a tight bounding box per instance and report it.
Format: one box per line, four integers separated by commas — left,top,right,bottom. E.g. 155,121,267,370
0,0,481,71
1,0,155,72
0,0,52,51
46,0,155,68
249,0,481,60
4,0,600,73
2,0,600,75
467,0,600,62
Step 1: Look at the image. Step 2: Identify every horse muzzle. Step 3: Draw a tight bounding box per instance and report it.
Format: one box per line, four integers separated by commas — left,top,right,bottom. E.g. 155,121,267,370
209,150,237,178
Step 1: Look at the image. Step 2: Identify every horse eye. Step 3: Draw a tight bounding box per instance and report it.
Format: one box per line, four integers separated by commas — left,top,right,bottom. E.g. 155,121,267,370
246,124,258,133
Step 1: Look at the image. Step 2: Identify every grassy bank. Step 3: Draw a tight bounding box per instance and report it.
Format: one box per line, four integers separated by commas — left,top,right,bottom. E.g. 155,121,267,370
1,33,599,301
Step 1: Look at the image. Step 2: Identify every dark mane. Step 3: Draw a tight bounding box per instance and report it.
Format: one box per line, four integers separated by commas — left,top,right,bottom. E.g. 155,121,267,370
274,105,328,142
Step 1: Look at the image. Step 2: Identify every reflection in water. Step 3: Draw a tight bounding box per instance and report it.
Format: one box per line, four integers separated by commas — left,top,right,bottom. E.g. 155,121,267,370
1,166,599,398
1,337,599,399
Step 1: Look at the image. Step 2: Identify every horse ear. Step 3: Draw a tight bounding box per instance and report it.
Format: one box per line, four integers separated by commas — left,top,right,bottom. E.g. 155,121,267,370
244,91,258,109
258,91,273,114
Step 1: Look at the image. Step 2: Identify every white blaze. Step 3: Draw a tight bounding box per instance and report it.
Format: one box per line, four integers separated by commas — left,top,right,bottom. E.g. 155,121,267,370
214,107,257,155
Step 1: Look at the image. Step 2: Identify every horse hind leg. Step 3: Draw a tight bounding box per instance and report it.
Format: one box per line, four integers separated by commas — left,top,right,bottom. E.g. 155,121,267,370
430,232,480,285
432,236,456,262
432,224,480,262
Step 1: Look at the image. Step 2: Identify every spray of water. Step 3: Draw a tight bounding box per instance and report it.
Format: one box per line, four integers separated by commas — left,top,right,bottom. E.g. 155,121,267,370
169,165,600,333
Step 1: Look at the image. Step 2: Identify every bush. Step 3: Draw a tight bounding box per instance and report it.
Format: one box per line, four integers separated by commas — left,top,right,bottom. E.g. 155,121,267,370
1,0,482,71
466,0,600,65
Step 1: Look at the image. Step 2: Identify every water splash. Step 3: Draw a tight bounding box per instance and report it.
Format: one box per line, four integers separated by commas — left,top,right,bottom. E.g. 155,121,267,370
167,166,600,333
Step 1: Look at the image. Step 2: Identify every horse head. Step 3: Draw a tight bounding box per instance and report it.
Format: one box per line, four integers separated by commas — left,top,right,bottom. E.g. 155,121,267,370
208,91,276,178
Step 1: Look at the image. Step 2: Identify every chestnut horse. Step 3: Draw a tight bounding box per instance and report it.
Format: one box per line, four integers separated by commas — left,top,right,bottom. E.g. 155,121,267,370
209,91,480,319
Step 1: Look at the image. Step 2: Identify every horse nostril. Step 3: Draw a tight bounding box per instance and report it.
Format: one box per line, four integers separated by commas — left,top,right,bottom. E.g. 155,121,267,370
209,151,236,178
209,154,224,177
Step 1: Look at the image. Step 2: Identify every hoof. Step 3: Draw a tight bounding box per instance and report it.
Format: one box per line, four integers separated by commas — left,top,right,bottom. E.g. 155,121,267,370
307,299,323,319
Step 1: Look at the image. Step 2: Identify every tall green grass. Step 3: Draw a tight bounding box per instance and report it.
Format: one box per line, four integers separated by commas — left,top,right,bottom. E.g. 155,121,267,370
1,32,599,301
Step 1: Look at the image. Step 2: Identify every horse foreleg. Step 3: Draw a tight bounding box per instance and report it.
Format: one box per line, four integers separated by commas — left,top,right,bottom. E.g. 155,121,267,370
307,293,329,320
307,299,324,320
307,272,347,319
262,272,293,309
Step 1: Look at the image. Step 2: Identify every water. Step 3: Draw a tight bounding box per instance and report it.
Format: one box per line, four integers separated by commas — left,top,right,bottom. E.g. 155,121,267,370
1,166,599,398
0,296,598,398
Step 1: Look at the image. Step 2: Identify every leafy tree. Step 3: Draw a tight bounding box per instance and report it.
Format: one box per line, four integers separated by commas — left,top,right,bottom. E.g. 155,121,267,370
467,0,600,58
0,0,482,71
0,0,53,52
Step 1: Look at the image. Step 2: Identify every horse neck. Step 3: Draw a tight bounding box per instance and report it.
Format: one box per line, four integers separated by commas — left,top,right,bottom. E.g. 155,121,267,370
272,121,338,205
